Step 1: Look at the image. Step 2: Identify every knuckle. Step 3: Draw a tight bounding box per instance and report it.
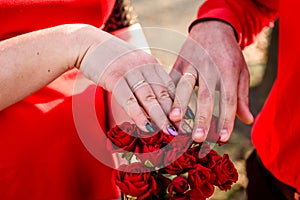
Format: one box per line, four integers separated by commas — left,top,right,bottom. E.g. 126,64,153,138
134,111,146,121
195,114,209,125
158,90,170,100
221,118,234,131
223,117,233,125
198,88,213,104
221,92,236,106
166,80,176,92
126,95,137,106
143,93,157,102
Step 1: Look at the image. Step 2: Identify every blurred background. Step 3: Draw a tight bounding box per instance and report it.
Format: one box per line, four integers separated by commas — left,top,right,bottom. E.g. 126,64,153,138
131,0,277,199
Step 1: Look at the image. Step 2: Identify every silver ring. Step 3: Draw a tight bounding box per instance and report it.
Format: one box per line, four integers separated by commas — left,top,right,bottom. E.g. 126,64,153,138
183,72,197,80
131,80,146,91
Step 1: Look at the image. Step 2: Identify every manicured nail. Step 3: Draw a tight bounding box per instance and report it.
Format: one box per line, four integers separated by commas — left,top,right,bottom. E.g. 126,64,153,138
145,122,155,133
167,125,178,136
194,128,205,140
219,129,229,141
171,107,181,117
184,108,195,119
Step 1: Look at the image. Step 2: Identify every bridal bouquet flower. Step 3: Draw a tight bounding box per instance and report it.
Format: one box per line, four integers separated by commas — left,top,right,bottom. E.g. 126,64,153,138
105,119,238,200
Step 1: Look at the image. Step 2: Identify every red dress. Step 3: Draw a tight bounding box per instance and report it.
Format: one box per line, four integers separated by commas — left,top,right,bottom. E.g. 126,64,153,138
196,0,300,192
0,0,120,199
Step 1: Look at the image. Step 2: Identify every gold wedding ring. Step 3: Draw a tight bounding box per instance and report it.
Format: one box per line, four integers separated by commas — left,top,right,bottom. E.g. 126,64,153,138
131,80,146,91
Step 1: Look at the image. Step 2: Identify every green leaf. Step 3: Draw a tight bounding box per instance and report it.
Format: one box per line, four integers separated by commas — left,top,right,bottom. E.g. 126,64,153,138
162,174,177,180
123,152,134,164
180,172,189,179
144,160,154,168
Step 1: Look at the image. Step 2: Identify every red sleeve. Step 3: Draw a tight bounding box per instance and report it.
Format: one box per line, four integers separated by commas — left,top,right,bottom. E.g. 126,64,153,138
191,0,278,49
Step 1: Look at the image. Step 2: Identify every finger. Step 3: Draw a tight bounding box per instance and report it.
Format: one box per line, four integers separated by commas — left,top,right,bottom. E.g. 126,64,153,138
218,77,238,142
154,65,176,100
126,70,177,135
236,67,254,124
143,65,173,116
169,57,185,86
192,75,214,142
112,77,152,132
169,67,197,123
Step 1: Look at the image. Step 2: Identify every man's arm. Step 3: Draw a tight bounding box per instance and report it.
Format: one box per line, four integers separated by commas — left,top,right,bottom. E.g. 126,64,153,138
194,0,278,48
169,0,278,142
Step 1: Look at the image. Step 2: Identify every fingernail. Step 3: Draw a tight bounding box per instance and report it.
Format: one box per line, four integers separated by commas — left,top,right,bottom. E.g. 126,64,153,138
220,129,229,141
167,125,178,136
171,107,181,117
145,122,155,133
194,128,205,140
184,108,195,119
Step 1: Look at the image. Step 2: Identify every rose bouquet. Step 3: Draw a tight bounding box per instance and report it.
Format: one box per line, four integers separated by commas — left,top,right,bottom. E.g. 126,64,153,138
105,119,238,200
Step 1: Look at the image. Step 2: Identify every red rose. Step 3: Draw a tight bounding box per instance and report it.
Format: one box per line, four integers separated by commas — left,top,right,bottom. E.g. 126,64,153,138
187,142,211,160
169,176,189,195
139,130,174,147
115,162,158,199
164,151,198,175
199,148,222,169
170,135,193,150
212,154,238,190
161,133,175,145
187,189,206,200
136,143,165,167
106,122,137,152
161,135,193,168
188,164,215,198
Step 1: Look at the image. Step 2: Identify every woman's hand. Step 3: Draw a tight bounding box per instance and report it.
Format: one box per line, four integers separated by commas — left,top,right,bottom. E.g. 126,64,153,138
0,24,176,134
169,21,254,142
78,26,177,134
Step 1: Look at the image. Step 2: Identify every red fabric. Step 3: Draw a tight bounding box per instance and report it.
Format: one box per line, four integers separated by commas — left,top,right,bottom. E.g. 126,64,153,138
0,0,120,199
0,0,114,40
196,0,300,192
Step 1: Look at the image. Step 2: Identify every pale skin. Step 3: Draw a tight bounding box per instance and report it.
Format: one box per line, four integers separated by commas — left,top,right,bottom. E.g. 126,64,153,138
0,21,254,142
0,24,175,133
169,21,254,142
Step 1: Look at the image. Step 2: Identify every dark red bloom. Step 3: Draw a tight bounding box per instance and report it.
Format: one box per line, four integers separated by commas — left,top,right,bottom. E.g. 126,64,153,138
169,176,189,195
139,130,174,147
164,151,198,175
187,142,211,160
188,164,215,198
169,135,193,150
108,122,237,200
187,189,206,200
199,148,222,169
106,122,138,152
136,143,165,167
115,163,158,199
212,154,238,190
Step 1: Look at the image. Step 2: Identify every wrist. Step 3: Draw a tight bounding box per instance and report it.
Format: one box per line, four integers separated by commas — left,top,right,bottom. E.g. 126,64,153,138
189,20,237,42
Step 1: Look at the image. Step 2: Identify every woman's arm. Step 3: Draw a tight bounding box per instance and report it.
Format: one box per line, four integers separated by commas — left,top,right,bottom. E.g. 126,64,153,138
0,23,176,134
0,24,106,110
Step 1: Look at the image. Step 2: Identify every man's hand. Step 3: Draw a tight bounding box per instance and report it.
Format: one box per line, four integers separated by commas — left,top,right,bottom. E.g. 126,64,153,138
169,20,254,142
